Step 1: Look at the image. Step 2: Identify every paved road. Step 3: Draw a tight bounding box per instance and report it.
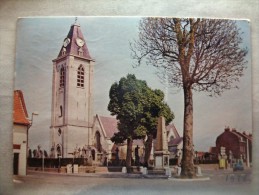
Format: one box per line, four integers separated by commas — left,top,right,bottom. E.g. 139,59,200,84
12,170,253,195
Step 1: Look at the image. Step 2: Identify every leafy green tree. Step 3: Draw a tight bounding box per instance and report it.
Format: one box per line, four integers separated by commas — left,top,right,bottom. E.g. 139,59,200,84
108,74,174,167
131,18,247,178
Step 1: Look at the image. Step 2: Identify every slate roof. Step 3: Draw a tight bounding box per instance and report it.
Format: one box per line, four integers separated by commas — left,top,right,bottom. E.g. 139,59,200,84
166,123,180,138
98,115,181,147
168,137,183,146
98,116,118,138
13,90,30,126
57,23,92,60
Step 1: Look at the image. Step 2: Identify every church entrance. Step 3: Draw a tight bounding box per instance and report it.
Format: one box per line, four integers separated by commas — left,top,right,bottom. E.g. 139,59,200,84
95,131,101,152
13,153,19,175
56,144,62,157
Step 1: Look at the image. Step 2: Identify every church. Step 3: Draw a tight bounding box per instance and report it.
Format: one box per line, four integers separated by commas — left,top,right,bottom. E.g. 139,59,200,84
49,20,182,165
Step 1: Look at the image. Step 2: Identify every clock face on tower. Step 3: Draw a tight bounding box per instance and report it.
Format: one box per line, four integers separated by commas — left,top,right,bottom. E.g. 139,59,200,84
63,38,70,47
76,38,85,47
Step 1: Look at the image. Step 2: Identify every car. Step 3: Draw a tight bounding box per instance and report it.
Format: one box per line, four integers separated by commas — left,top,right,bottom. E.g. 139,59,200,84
233,162,244,171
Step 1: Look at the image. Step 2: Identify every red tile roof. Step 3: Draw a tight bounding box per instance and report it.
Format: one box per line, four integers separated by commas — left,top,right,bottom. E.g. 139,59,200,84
13,90,30,126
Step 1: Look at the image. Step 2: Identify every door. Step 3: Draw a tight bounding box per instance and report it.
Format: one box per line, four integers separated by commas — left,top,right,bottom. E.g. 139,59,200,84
13,153,19,175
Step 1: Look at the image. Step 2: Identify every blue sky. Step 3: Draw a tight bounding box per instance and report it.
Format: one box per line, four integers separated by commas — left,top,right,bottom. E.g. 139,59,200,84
15,17,252,152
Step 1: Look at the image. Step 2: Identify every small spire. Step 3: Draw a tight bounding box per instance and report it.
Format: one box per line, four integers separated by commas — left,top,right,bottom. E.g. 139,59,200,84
72,17,80,27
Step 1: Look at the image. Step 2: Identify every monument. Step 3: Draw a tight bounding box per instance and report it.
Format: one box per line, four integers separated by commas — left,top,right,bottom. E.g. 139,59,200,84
154,116,170,170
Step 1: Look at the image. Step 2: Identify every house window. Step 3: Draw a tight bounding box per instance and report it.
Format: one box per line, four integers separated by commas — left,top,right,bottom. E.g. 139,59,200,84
56,144,62,157
60,67,65,88
77,65,84,88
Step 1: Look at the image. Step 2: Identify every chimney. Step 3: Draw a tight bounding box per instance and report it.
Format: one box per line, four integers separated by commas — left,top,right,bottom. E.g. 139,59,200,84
225,127,230,132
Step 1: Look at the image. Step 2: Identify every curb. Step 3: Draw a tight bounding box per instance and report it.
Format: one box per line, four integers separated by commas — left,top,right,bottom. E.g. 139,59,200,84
169,177,210,181
27,171,210,181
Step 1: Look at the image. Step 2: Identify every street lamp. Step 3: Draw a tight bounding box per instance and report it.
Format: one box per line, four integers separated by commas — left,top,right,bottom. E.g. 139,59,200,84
26,111,39,175
41,147,45,172
246,137,250,168
30,112,39,127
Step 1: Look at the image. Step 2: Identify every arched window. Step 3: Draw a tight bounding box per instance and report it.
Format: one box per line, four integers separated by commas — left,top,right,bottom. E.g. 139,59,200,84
95,131,101,152
60,67,65,88
77,65,84,88
91,149,96,161
56,144,62,157
58,128,62,136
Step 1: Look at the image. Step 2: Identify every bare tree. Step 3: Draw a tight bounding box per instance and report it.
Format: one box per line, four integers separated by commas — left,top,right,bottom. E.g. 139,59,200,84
131,18,247,178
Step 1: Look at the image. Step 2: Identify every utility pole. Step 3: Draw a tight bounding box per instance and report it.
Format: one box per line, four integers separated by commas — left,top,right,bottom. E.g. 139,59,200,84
246,138,250,168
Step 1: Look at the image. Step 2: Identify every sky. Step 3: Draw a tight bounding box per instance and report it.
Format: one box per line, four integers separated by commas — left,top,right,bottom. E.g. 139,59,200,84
15,17,252,152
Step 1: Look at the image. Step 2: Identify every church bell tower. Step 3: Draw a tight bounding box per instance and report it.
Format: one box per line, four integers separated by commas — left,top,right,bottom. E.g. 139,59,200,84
50,20,94,158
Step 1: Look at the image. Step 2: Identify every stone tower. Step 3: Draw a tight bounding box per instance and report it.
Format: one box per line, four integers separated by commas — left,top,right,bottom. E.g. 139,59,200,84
154,116,170,169
50,20,95,158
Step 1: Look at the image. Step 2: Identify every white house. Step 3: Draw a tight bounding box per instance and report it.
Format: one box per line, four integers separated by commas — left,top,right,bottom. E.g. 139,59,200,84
13,90,30,175
152,123,183,160
166,124,183,159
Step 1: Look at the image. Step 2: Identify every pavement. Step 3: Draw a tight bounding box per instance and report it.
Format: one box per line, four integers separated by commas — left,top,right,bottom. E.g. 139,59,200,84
10,168,254,195
25,170,211,181
27,170,169,179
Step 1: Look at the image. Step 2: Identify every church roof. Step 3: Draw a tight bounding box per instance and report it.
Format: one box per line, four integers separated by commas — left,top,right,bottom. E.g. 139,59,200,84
166,123,180,138
57,23,92,60
98,116,118,138
13,90,30,126
168,137,183,146
97,115,182,147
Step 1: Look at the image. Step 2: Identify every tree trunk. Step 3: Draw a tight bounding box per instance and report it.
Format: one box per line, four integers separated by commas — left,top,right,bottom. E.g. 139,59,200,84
126,138,133,168
144,134,153,167
181,85,195,178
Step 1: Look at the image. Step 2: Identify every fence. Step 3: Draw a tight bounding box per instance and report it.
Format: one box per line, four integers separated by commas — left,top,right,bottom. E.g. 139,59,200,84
28,158,87,168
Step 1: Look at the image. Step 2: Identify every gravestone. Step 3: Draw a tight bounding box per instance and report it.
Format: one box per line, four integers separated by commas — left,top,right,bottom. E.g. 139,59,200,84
195,166,202,176
66,164,72,173
73,164,79,174
154,116,170,170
